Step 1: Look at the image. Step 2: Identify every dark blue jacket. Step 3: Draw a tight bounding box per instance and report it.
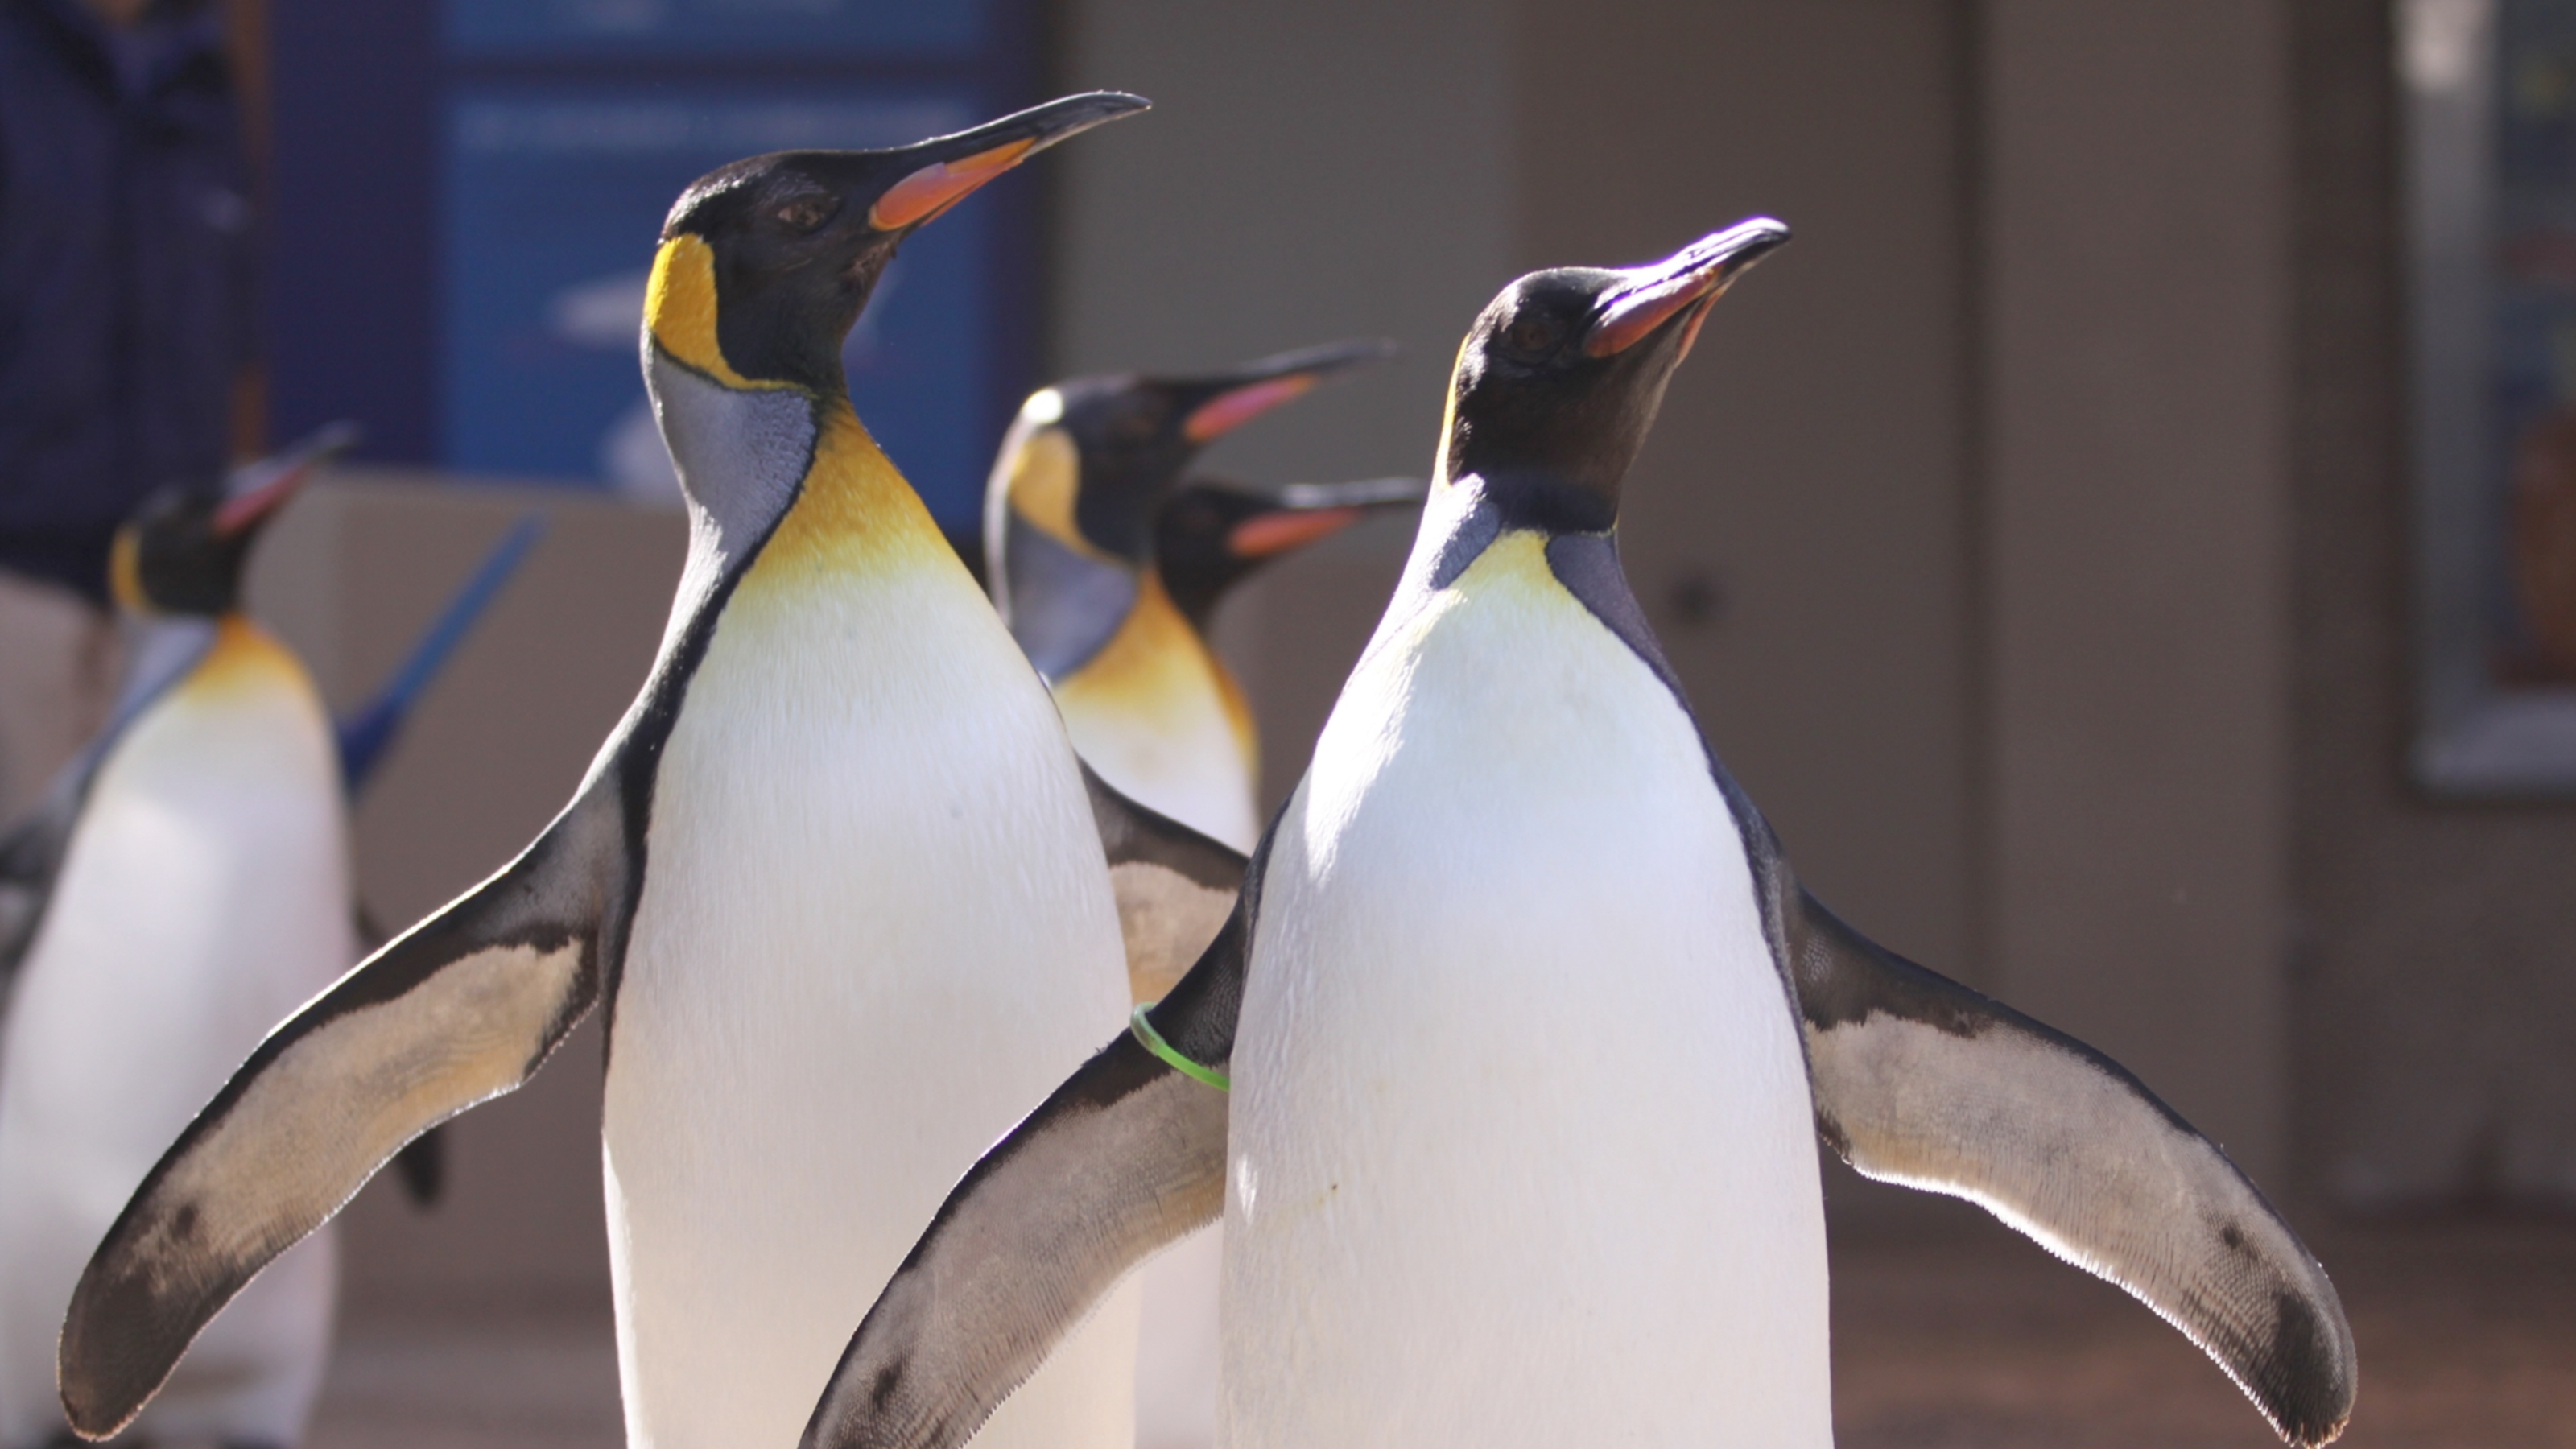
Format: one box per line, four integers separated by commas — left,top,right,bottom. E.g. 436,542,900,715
0,0,252,604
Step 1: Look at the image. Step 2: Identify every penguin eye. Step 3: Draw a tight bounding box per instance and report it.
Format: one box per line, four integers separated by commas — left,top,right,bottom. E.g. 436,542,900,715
774,194,840,234
1502,316,1559,358
1108,399,1166,445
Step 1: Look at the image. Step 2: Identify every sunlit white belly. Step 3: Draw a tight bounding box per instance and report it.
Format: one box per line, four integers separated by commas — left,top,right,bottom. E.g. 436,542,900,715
0,638,351,1448
601,568,1137,1449
1220,548,1831,1448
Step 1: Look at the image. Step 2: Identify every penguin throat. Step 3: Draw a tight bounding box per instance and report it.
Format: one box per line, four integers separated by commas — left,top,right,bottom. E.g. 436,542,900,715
646,348,819,564
1451,468,1620,537
752,406,950,576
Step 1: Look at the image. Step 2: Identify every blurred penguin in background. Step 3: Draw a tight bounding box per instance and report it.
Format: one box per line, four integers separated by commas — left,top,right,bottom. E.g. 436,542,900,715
985,340,1418,856
0,439,542,1212
0,430,352,1449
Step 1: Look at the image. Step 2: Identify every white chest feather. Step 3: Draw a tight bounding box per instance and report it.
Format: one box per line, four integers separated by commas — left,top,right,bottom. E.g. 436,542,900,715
599,561,1137,1449
1059,683,1259,853
0,630,351,1445
1219,539,1831,1449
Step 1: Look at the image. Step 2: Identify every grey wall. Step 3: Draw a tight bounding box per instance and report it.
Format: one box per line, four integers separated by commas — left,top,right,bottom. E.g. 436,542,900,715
2291,0,2576,1211
1979,0,2297,1185
1513,0,1979,989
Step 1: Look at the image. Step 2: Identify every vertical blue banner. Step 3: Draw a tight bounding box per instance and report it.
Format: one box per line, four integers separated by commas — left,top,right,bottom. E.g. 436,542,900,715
444,0,987,58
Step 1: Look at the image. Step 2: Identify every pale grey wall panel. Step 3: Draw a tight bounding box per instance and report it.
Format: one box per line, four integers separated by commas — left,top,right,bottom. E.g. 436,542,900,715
1981,0,2295,1185
1513,0,1978,984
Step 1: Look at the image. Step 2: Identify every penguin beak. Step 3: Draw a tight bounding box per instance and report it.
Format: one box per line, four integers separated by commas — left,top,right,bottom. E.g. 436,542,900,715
1179,337,1399,444
1583,217,1791,360
869,92,1150,233
213,420,361,539
1227,477,1429,558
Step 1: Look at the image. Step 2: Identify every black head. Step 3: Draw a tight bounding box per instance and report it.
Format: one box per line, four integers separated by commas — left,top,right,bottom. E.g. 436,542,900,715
109,423,358,617
651,93,1150,394
1031,337,1396,565
1157,474,1428,628
1441,218,1789,528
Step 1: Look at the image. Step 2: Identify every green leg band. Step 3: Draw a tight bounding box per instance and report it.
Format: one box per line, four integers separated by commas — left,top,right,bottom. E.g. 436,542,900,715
1131,1003,1230,1092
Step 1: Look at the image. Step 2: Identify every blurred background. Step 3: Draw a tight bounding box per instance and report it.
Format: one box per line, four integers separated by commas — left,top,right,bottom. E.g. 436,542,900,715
2,1,2571,1446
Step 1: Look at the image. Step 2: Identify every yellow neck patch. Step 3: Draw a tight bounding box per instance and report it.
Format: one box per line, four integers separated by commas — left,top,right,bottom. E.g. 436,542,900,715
1001,425,1115,562
646,234,793,392
744,403,953,585
188,617,310,703
1460,527,1558,592
107,529,147,612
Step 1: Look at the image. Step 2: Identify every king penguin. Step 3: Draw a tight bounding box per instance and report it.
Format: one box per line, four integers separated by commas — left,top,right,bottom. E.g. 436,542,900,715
986,348,1418,1449
0,429,358,1449
0,454,542,1220
799,223,2359,1449
53,93,1242,1449
985,341,1412,857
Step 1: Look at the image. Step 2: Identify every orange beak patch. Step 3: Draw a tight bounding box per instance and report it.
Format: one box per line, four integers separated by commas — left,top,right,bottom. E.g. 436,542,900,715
213,460,318,538
869,139,1038,232
1586,275,1723,358
1229,506,1362,559
1674,293,1718,363
1183,376,1317,444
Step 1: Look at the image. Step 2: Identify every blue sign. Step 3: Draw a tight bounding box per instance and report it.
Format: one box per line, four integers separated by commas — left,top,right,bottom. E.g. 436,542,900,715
441,85,998,528
445,0,988,59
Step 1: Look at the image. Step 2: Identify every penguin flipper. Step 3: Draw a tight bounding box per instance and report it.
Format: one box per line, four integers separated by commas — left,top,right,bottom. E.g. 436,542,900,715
57,794,620,1440
803,838,1262,1449
1788,889,2357,1447
348,899,450,1209
1080,762,1245,1001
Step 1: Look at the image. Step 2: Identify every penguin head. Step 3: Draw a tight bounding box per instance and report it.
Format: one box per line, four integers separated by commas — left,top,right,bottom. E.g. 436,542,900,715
646,92,1150,396
1439,218,1790,524
994,337,1397,572
1156,474,1429,629
109,423,359,618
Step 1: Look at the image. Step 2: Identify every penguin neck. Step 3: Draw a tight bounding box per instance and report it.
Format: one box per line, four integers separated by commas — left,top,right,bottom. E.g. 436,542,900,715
647,347,956,680
993,507,1143,680
1453,465,1621,535
1058,568,1226,703
176,613,321,712
1158,551,1243,635
93,611,224,741
751,400,952,580
1397,469,1616,604
1052,566,1260,842
1009,534,1134,617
